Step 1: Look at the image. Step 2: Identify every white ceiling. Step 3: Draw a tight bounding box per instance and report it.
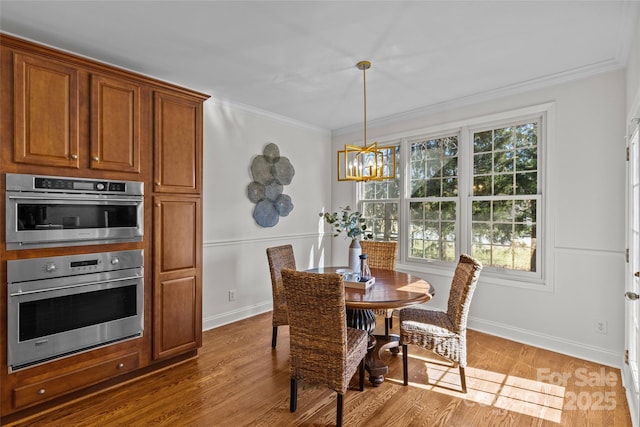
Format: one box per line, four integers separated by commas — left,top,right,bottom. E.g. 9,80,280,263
1,1,639,132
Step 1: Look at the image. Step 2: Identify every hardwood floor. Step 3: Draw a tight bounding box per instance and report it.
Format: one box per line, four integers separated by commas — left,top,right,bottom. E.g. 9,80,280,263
5,312,632,426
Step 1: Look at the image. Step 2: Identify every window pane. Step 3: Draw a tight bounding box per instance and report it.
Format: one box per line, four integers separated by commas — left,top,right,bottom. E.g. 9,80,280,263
474,130,492,153
472,200,491,221
494,127,514,150
442,178,457,197
493,200,513,222
409,201,457,262
443,157,458,177
426,179,442,197
493,174,514,195
441,201,456,220
474,153,492,174
514,199,536,223
424,202,440,220
494,151,514,173
473,175,491,196
427,159,442,178
516,123,537,147
410,136,458,198
471,198,537,272
362,201,398,241
516,148,537,171
516,172,537,194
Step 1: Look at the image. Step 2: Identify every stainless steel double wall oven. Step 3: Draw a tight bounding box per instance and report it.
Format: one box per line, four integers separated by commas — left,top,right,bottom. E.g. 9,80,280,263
5,174,145,371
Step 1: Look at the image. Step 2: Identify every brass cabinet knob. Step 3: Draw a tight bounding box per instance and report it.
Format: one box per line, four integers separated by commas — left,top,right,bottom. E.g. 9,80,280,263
70,154,78,160
117,363,125,369
38,389,46,395
92,156,99,161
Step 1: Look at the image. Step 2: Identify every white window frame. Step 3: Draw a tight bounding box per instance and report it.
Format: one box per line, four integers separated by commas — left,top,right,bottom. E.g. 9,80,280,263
358,103,555,290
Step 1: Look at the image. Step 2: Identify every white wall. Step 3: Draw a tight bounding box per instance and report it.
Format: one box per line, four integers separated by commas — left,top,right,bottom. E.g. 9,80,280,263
332,70,627,367
627,13,640,118
201,102,333,329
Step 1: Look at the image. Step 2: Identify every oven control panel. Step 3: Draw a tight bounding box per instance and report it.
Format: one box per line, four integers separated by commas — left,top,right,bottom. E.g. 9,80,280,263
34,177,126,192
6,173,143,196
7,250,143,283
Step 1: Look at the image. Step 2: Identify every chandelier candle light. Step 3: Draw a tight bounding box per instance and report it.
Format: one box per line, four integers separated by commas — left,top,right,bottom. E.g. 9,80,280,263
337,60,396,182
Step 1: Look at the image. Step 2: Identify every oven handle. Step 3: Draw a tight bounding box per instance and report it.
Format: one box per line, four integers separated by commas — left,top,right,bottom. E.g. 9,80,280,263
9,276,141,297
7,195,142,203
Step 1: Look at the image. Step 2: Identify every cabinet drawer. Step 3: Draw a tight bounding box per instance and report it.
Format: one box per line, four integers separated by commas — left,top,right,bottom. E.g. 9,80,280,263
13,352,139,410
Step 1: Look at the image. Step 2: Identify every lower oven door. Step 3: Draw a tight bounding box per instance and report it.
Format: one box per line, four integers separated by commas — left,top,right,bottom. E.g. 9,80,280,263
8,271,143,371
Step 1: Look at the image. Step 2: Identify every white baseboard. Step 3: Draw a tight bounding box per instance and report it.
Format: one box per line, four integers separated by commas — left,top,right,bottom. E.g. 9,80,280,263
202,302,272,331
469,316,623,368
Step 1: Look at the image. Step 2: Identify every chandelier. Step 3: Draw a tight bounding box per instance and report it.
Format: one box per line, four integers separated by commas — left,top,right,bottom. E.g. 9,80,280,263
337,60,396,182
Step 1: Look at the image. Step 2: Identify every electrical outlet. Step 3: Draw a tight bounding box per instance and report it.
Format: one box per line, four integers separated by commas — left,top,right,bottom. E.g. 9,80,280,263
228,290,236,302
595,320,608,335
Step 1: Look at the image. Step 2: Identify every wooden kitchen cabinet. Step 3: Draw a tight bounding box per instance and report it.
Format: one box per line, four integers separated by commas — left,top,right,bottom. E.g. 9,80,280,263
153,91,203,194
151,88,204,361
11,50,141,173
90,74,141,173
13,52,81,168
152,196,202,359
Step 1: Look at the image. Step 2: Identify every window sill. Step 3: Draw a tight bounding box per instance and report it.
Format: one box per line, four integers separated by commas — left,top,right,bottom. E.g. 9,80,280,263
396,260,552,292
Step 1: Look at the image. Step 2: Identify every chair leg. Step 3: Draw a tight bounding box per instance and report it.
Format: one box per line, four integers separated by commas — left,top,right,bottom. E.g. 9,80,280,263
389,315,393,330
384,317,390,336
290,378,297,412
359,358,365,391
336,393,343,427
402,344,408,386
459,366,467,393
272,326,278,349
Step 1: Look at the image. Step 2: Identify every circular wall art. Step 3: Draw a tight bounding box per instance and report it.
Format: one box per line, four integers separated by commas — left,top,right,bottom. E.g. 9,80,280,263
247,143,295,227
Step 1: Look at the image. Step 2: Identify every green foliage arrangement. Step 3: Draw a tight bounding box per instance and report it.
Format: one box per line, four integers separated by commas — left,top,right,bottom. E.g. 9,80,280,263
319,206,372,240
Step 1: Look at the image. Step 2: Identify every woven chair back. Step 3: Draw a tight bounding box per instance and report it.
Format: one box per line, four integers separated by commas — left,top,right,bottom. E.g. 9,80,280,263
266,245,296,326
446,254,483,333
360,240,397,270
281,269,349,392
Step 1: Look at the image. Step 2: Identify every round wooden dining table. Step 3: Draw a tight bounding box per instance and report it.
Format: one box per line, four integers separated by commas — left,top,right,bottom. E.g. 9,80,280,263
306,266,433,386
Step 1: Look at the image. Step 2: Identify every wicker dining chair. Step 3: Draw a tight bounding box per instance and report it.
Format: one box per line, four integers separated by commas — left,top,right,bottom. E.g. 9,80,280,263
360,240,398,336
266,245,296,349
281,269,368,427
400,254,482,393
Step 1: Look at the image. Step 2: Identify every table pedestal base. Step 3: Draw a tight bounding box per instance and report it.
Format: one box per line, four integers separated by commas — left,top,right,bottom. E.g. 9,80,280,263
347,308,399,386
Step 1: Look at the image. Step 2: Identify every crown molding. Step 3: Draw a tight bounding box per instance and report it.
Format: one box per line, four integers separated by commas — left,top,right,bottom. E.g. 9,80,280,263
332,58,625,138
209,98,331,136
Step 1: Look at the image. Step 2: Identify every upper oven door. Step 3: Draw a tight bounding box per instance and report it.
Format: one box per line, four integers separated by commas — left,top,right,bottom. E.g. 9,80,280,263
6,192,143,250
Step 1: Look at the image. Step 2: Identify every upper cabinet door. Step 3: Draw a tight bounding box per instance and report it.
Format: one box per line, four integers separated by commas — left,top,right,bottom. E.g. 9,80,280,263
13,52,80,168
90,74,141,173
153,91,202,194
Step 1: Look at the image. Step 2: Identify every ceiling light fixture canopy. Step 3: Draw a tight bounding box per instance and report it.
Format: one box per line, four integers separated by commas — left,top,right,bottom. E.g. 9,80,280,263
337,60,396,182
